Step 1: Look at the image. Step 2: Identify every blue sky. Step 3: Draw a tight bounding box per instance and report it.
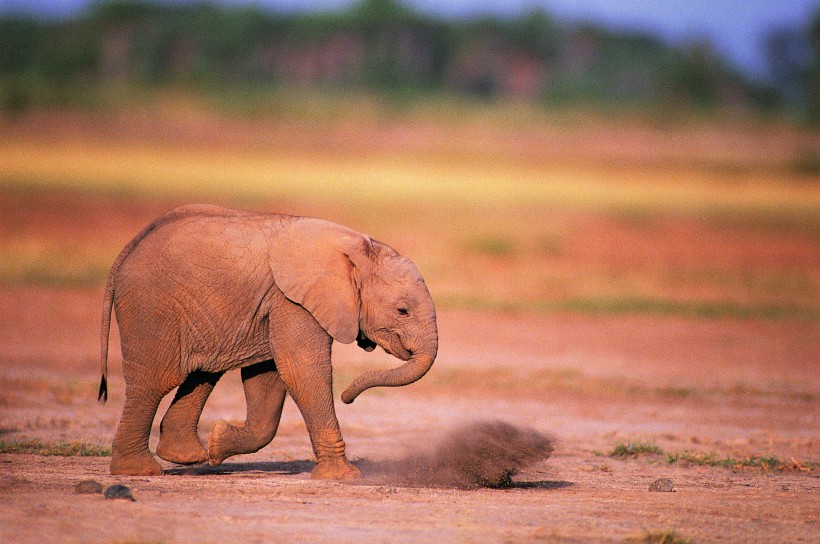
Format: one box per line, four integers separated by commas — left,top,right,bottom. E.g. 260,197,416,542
2,0,817,80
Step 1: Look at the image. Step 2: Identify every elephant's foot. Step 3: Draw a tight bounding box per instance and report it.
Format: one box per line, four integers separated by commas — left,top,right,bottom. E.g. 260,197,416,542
207,420,232,466
207,419,249,466
311,457,362,480
208,417,280,466
156,435,208,465
110,452,163,476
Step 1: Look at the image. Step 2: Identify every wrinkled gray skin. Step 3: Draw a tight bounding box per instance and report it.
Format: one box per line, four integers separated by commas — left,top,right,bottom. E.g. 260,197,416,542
100,205,438,478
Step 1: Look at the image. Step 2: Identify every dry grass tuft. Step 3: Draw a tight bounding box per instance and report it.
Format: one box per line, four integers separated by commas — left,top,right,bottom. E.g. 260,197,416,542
0,439,111,457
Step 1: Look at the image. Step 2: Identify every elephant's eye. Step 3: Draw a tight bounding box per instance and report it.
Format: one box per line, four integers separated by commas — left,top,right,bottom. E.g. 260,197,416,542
397,307,409,316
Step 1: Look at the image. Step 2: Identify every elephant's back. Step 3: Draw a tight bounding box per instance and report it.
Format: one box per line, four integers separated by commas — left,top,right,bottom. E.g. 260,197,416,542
113,205,291,301
118,207,275,277
156,204,268,221
140,204,291,234
148,203,279,228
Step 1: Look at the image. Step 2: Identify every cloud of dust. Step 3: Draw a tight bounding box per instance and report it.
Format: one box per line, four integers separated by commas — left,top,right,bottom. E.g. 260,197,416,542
362,420,554,489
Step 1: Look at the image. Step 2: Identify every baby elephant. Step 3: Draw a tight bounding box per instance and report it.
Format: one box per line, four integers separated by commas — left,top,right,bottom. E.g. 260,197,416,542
99,205,438,478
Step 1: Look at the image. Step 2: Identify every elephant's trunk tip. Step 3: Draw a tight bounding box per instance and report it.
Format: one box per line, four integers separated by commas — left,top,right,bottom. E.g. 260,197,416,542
340,378,374,404
340,388,357,404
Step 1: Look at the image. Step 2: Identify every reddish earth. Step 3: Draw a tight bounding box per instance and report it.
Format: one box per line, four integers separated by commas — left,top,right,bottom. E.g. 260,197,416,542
0,284,817,543
0,191,817,543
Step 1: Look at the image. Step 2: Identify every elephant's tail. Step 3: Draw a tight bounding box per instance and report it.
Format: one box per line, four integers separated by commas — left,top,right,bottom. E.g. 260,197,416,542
99,266,115,403
99,236,138,403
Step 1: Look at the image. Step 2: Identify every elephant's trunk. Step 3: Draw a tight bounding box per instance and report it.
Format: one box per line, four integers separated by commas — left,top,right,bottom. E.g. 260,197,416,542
340,337,437,404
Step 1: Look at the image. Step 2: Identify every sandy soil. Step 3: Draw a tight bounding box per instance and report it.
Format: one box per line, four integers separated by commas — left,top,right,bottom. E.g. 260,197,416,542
0,184,817,543
0,284,817,543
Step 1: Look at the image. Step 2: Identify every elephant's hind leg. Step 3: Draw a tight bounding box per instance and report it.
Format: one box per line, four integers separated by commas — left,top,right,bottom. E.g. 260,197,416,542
110,383,171,475
208,360,286,466
157,370,222,464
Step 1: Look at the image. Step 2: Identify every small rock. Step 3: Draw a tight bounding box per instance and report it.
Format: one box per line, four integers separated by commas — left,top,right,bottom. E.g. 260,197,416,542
648,478,674,492
75,480,103,494
104,484,136,501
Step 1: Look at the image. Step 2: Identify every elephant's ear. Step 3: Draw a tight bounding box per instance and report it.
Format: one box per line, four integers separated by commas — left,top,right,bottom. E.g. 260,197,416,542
269,218,371,344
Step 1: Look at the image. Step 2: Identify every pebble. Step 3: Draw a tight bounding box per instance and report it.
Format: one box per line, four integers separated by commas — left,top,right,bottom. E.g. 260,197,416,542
104,484,136,501
74,480,103,494
648,478,675,492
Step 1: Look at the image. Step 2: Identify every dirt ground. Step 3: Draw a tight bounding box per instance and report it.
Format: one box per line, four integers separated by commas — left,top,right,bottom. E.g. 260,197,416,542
0,182,818,542
0,284,818,543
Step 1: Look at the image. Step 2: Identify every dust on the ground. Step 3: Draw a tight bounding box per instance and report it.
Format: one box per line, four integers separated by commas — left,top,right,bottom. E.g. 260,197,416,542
361,421,554,489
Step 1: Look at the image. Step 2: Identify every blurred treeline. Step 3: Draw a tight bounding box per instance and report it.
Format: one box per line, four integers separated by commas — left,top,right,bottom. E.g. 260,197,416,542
0,0,818,121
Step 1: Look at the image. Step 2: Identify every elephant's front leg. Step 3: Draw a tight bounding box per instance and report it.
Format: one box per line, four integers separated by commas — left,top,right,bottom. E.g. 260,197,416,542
269,304,361,480
207,360,287,466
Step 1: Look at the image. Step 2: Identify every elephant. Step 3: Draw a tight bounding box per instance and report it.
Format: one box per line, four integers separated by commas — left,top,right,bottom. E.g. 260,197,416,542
98,204,438,479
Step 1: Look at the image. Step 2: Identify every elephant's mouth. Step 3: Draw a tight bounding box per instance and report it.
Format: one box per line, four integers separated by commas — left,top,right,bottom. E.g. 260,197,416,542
356,331,377,352
381,333,412,361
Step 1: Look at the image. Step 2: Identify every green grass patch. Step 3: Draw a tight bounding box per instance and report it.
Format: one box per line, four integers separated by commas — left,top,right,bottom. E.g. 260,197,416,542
663,451,818,471
608,441,664,458
0,439,111,457
602,440,818,472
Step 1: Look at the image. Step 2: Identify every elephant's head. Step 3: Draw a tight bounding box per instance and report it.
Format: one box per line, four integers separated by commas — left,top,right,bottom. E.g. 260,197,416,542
270,218,438,404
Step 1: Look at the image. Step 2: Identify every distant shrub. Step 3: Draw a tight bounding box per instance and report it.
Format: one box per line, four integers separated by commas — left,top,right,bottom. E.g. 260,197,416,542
463,236,517,256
